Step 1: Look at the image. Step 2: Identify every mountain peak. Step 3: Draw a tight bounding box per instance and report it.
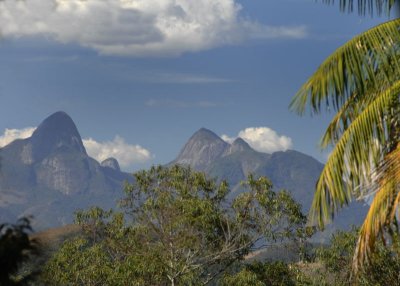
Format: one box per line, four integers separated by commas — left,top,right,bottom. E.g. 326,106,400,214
233,137,251,148
225,137,253,154
30,111,86,161
172,128,229,171
192,128,222,141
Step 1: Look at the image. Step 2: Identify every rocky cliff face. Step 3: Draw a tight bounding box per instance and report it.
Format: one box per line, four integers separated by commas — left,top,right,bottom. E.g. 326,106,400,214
0,112,132,229
35,152,91,195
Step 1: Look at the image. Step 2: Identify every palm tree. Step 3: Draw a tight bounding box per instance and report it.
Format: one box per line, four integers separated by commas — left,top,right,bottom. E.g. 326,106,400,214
290,0,400,271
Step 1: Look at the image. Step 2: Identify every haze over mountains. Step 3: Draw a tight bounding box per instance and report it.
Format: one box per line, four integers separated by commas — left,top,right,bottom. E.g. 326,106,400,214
0,112,368,239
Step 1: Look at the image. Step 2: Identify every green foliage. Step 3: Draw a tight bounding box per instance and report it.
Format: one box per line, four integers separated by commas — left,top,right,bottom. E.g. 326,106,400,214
0,218,39,286
220,268,265,286
41,165,311,285
316,228,358,284
317,228,400,285
220,261,314,286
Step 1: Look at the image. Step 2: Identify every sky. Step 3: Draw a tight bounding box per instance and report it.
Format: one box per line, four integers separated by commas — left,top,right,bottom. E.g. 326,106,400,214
0,0,389,171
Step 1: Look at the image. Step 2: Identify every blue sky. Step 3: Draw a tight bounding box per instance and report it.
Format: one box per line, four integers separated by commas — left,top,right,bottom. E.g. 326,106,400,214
0,0,387,171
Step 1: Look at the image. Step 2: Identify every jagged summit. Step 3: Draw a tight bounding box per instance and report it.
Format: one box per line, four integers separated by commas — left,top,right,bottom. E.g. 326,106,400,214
232,137,252,151
30,111,86,161
191,128,224,142
172,128,229,170
223,137,254,156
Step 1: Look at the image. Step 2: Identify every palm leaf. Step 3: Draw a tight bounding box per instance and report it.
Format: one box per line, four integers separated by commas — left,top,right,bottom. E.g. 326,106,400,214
354,181,397,270
319,68,398,148
321,0,397,15
353,143,400,271
309,80,400,227
290,18,400,115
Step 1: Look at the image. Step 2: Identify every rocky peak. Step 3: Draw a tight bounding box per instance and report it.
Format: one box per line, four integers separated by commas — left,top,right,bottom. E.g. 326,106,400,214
101,157,121,171
172,128,229,171
192,128,224,142
30,111,86,162
229,138,252,153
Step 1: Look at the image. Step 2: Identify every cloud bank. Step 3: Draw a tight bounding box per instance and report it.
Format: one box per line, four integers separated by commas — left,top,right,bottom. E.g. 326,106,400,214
0,127,37,147
83,136,152,168
222,127,293,153
0,127,152,169
0,0,307,56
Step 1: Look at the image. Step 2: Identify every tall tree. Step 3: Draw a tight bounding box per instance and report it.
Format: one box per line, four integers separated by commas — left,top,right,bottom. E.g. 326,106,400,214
291,0,400,271
41,165,311,285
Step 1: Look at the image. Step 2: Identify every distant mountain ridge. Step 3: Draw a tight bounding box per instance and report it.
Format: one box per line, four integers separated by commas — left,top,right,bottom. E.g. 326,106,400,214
0,116,368,240
171,128,369,242
0,111,132,229
171,128,319,203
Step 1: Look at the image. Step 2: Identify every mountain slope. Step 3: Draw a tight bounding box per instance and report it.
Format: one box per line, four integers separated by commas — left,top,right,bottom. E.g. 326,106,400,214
170,128,229,171
0,111,132,229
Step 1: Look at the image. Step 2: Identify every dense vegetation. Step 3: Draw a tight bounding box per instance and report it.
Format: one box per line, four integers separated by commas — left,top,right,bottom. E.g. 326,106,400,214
219,227,400,285
2,166,400,285
37,165,312,285
317,227,400,285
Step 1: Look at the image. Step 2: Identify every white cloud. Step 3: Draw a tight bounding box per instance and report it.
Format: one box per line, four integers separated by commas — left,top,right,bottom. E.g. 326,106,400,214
222,127,293,153
0,127,36,147
0,127,152,169
220,134,235,144
82,136,153,168
0,0,308,57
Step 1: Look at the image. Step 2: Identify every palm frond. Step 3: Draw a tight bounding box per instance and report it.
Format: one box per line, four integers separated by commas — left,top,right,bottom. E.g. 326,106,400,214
290,18,400,115
371,141,400,191
309,81,400,227
320,92,362,148
353,180,397,271
322,0,397,16
353,143,400,271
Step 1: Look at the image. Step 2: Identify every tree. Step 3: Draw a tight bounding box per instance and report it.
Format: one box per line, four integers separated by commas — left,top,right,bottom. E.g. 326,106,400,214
290,0,400,271
219,261,298,286
41,165,311,285
0,218,39,286
317,228,400,285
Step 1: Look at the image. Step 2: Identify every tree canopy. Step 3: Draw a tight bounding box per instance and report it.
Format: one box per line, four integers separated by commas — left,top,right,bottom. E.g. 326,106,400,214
41,165,312,285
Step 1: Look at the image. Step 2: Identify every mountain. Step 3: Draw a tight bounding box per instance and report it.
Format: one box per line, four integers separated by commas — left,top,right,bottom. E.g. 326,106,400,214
1,117,368,240
171,128,229,171
0,111,132,229
171,128,369,242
